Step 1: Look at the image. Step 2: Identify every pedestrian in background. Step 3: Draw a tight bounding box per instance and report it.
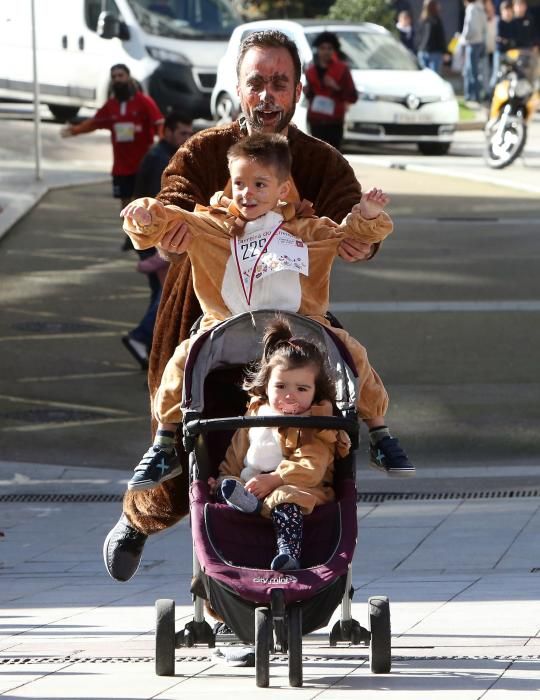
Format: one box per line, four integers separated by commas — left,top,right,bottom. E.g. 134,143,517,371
304,31,358,151
61,64,163,215
122,112,193,370
396,10,416,53
491,0,517,88
512,0,539,47
461,0,489,105
417,0,448,74
484,0,498,92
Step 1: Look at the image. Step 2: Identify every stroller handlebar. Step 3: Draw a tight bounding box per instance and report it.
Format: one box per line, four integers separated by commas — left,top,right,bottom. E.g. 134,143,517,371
184,415,359,437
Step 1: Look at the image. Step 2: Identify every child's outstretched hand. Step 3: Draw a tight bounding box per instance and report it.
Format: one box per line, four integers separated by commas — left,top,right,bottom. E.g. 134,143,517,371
207,477,218,495
355,188,390,220
120,202,152,228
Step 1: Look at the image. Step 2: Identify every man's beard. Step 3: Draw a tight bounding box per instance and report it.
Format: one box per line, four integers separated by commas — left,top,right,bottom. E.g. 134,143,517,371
112,83,132,101
242,101,296,133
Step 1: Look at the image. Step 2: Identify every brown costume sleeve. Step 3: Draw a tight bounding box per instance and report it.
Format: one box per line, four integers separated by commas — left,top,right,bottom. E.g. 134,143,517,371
275,432,336,489
217,428,250,479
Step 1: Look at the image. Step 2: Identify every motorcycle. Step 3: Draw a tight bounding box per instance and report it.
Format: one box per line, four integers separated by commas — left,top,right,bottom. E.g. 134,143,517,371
484,49,540,169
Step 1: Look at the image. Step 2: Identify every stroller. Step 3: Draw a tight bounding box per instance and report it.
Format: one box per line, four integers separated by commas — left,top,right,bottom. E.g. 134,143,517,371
154,310,391,687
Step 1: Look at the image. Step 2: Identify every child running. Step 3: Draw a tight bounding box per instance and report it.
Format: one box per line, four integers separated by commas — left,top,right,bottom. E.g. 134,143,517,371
121,133,415,490
209,317,351,571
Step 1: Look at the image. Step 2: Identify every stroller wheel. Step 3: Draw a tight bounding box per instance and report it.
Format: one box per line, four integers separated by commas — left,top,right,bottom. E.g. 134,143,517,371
155,599,176,676
255,607,270,687
368,596,391,674
287,604,303,687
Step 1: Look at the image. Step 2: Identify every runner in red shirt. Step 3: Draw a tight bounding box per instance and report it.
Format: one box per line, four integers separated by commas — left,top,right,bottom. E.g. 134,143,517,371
61,64,164,210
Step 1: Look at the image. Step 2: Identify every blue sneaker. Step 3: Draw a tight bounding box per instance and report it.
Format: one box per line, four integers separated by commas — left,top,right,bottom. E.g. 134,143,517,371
128,445,182,491
369,436,416,477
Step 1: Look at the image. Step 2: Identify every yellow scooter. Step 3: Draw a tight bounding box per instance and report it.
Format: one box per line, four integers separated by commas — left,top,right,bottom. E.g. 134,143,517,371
484,49,540,169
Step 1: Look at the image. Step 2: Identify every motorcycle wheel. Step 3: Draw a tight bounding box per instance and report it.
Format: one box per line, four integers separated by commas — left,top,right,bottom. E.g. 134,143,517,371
484,112,527,169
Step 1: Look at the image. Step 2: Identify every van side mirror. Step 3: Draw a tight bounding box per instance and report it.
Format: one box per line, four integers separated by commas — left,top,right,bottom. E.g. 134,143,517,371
97,11,121,39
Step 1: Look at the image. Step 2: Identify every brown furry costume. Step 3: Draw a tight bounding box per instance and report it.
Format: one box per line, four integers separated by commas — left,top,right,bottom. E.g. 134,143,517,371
124,119,365,535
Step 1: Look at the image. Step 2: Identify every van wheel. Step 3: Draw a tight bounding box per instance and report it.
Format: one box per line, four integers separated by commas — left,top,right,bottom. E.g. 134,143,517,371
48,105,80,122
417,142,451,156
215,93,237,125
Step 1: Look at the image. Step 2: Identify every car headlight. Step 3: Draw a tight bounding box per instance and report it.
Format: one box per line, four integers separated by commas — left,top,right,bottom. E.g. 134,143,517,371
146,46,190,65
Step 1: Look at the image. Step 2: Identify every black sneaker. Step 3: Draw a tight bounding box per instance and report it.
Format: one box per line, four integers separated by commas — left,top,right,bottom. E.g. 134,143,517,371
369,436,416,477
128,445,182,491
103,514,147,581
121,335,149,370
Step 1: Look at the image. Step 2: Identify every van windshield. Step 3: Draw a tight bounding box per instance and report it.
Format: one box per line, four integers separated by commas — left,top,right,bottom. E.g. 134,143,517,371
305,30,419,71
127,0,239,39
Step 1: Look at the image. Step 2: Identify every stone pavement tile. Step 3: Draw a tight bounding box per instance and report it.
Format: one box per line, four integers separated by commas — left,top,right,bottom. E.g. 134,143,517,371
0,659,214,699
0,661,74,695
495,502,540,571
396,500,540,572
483,660,540,698
317,658,517,699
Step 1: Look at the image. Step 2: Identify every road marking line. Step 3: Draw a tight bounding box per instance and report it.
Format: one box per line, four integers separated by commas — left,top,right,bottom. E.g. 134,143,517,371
18,371,139,383
0,393,130,416
1,416,145,432
330,300,540,313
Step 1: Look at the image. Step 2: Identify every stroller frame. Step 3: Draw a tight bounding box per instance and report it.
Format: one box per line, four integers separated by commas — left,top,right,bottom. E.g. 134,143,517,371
154,311,391,686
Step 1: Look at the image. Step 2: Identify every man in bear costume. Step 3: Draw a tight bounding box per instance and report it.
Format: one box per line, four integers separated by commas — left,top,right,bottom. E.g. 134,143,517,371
104,30,384,582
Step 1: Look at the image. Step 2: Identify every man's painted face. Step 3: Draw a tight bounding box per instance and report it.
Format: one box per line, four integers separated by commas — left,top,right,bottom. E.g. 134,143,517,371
237,47,301,134
229,156,290,220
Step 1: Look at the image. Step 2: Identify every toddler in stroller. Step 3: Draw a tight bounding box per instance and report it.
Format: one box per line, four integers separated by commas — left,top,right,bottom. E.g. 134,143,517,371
154,310,392,686
209,315,351,572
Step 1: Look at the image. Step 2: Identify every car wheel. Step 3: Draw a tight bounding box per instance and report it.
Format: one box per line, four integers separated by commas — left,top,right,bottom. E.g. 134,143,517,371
215,93,237,125
417,142,451,156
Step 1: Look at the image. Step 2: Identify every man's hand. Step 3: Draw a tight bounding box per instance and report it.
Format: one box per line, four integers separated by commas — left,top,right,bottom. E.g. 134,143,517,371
245,473,283,499
159,221,192,255
60,125,74,138
338,238,374,262
120,203,152,227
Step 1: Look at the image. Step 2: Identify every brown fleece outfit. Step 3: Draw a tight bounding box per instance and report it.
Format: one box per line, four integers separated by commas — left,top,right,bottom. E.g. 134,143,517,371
124,120,370,536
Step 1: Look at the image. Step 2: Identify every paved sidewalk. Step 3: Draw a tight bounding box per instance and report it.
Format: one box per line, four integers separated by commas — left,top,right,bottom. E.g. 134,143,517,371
1,461,539,698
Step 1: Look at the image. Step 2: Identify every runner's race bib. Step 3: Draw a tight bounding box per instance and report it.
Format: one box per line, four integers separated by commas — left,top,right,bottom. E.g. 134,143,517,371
311,95,335,116
233,224,308,305
113,122,136,142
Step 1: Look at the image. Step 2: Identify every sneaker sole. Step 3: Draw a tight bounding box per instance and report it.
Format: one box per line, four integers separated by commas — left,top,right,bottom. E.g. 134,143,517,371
102,526,142,582
369,462,416,478
127,465,183,491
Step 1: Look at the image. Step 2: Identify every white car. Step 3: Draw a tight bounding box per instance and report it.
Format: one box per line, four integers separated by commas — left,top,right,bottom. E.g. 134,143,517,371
210,19,459,155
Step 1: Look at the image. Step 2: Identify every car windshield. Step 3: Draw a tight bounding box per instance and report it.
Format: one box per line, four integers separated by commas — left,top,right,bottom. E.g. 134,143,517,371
126,0,240,39
305,30,419,71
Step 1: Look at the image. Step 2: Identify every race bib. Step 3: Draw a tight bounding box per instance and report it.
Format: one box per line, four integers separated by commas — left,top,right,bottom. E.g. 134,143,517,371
233,223,308,305
113,122,135,142
311,95,335,116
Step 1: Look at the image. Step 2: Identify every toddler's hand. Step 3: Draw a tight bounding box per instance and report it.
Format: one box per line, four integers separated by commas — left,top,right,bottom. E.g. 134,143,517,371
354,188,390,220
207,477,218,495
120,203,152,228
60,125,73,138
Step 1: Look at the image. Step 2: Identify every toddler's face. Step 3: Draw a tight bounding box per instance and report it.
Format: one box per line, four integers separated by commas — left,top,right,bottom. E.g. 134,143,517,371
267,364,317,415
229,157,290,220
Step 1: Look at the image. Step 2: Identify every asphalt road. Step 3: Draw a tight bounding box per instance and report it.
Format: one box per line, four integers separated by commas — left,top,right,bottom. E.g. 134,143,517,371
0,110,539,493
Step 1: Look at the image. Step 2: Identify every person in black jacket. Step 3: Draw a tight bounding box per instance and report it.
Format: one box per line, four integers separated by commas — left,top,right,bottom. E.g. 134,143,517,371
417,0,448,74
121,112,193,369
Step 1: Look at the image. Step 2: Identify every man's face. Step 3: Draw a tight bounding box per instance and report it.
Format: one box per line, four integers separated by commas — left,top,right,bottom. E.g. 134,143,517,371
237,47,302,134
167,122,193,148
316,42,335,64
229,156,290,220
110,68,130,87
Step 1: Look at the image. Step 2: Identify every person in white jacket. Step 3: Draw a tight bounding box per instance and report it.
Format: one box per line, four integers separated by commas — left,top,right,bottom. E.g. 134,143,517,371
462,0,488,103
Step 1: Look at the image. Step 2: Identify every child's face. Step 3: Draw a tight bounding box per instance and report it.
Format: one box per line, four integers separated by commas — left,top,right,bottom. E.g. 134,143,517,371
229,156,290,220
267,364,317,415
501,5,513,20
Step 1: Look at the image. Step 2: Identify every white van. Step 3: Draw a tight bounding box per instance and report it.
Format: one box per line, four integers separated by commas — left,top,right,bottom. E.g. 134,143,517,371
0,0,240,121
